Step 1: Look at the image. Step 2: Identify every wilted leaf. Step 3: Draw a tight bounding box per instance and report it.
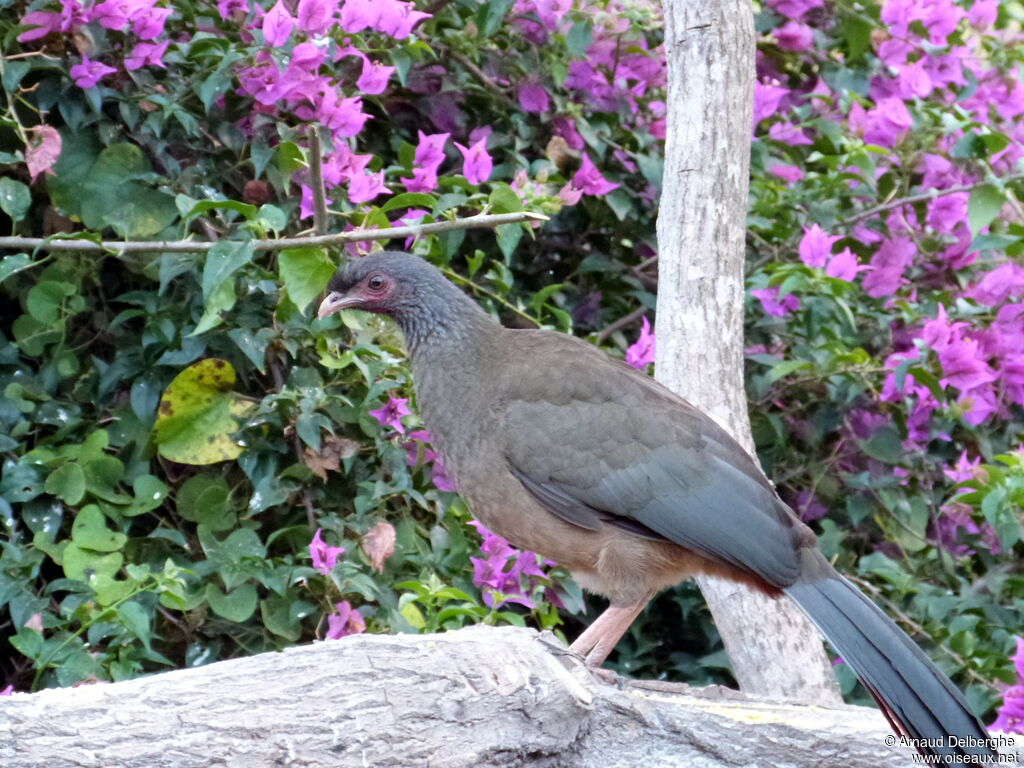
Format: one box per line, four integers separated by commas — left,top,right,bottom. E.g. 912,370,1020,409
303,434,360,481
26,125,61,182
362,520,396,573
153,359,252,465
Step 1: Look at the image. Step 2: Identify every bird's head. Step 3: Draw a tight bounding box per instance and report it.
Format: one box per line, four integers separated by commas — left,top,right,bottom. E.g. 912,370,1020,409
317,252,487,349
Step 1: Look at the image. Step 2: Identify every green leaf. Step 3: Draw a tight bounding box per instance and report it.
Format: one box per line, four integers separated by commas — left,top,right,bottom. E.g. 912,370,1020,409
45,462,86,505
48,135,177,238
201,239,254,300
278,247,335,313
478,0,516,37
26,280,77,324
62,543,123,580
488,184,523,214
0,177,31,222
566,20,593,57
765,359,811,384
82,455,131,503
176,474,236,531
71,505,127,552
968,185,1005,236
191,277,236,336
379,193,437,214
256,204,287,232
495,223,523,260
260,597,301,640
153,358,252,465
117,601,152,647
123,474,169,516
0,253,33,282
205,583,258,622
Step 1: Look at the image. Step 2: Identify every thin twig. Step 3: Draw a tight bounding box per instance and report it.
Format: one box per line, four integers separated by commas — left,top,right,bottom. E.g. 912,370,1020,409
449,52,518,110
594,305,647,343
843,173,1024,226
0,211,549,254
307,125,329,236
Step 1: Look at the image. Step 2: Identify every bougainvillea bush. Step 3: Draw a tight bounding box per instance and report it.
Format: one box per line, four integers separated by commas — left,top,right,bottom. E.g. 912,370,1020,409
0,0,1021,730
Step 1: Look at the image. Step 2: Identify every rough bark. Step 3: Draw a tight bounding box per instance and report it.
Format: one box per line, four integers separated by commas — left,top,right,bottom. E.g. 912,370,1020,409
655,0,841,703
7,626,1015,768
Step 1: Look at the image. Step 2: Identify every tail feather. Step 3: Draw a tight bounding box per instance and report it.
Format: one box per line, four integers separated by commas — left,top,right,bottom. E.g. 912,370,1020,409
784,549,996,764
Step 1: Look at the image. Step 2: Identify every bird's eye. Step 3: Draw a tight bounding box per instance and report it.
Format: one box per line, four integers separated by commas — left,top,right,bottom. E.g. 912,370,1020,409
367,275,385,291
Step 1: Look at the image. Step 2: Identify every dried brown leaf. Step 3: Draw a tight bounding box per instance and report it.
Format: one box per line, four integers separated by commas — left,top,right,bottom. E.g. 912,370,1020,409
362,520,396,574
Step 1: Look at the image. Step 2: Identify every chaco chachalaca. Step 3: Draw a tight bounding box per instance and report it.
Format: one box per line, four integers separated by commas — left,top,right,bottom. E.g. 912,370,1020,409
318,251,996,765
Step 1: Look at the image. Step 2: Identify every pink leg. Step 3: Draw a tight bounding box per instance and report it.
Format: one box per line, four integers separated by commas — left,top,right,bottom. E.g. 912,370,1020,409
568,594,653,667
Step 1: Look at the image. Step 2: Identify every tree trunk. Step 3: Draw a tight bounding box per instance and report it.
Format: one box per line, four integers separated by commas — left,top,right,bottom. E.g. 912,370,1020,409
4,625,994,768
655,0,841,704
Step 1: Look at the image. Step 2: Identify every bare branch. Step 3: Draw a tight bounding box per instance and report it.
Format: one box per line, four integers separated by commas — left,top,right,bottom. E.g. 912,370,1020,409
307,125,330,236
0,211,548,255
842,173,1024,227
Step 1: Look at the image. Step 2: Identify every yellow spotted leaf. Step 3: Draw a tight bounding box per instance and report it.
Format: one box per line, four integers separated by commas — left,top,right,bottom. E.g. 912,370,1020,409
153,358,252,465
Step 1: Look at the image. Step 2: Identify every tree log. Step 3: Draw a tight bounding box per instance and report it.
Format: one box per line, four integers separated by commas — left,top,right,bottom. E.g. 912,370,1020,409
4,626,1017,767
655,0,841,703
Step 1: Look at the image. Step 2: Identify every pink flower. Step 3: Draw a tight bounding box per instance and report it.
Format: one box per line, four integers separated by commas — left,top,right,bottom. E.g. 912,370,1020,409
400,166,438,193
309,528,346,575
518,83,550,113
297,0,335,35
766,0,823,19
468,521,554,609
0,685,13,696
217,0,248,19
768,165,804,183
124,40,169,71
969,0,998,29
926,193,968,234
938,337,997,391
455,138,493,185
348,169,390,203
992,638,1024,735
552,116,584,150
326,600,366,639
862,236,916,297
799,224,842,268
943,451,982,484
356,57,395,95
768,121,813,146
376,0,431,39
317,92,370,138
369,395,412,434
863,97,913,147
262,0,295,46
965,264,1024,306
413,131,449,171
404,429,457,491
752,285,800,316
825,248,862,281
896,61,932,99
132,6,171,39
753,82,789,125
775,21,813,51
573,154,619,196
18,10,63,42
626,317,656,369
70,54,117,89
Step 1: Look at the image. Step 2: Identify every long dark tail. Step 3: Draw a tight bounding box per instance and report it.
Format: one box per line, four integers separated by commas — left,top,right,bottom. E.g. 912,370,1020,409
784,549,997,765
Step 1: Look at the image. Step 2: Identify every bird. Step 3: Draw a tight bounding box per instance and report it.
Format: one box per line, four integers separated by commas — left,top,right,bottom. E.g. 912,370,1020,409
318,250,998,765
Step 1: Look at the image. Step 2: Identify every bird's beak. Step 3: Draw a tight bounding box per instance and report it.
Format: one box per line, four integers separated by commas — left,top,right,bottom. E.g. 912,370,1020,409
317,291,363,319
